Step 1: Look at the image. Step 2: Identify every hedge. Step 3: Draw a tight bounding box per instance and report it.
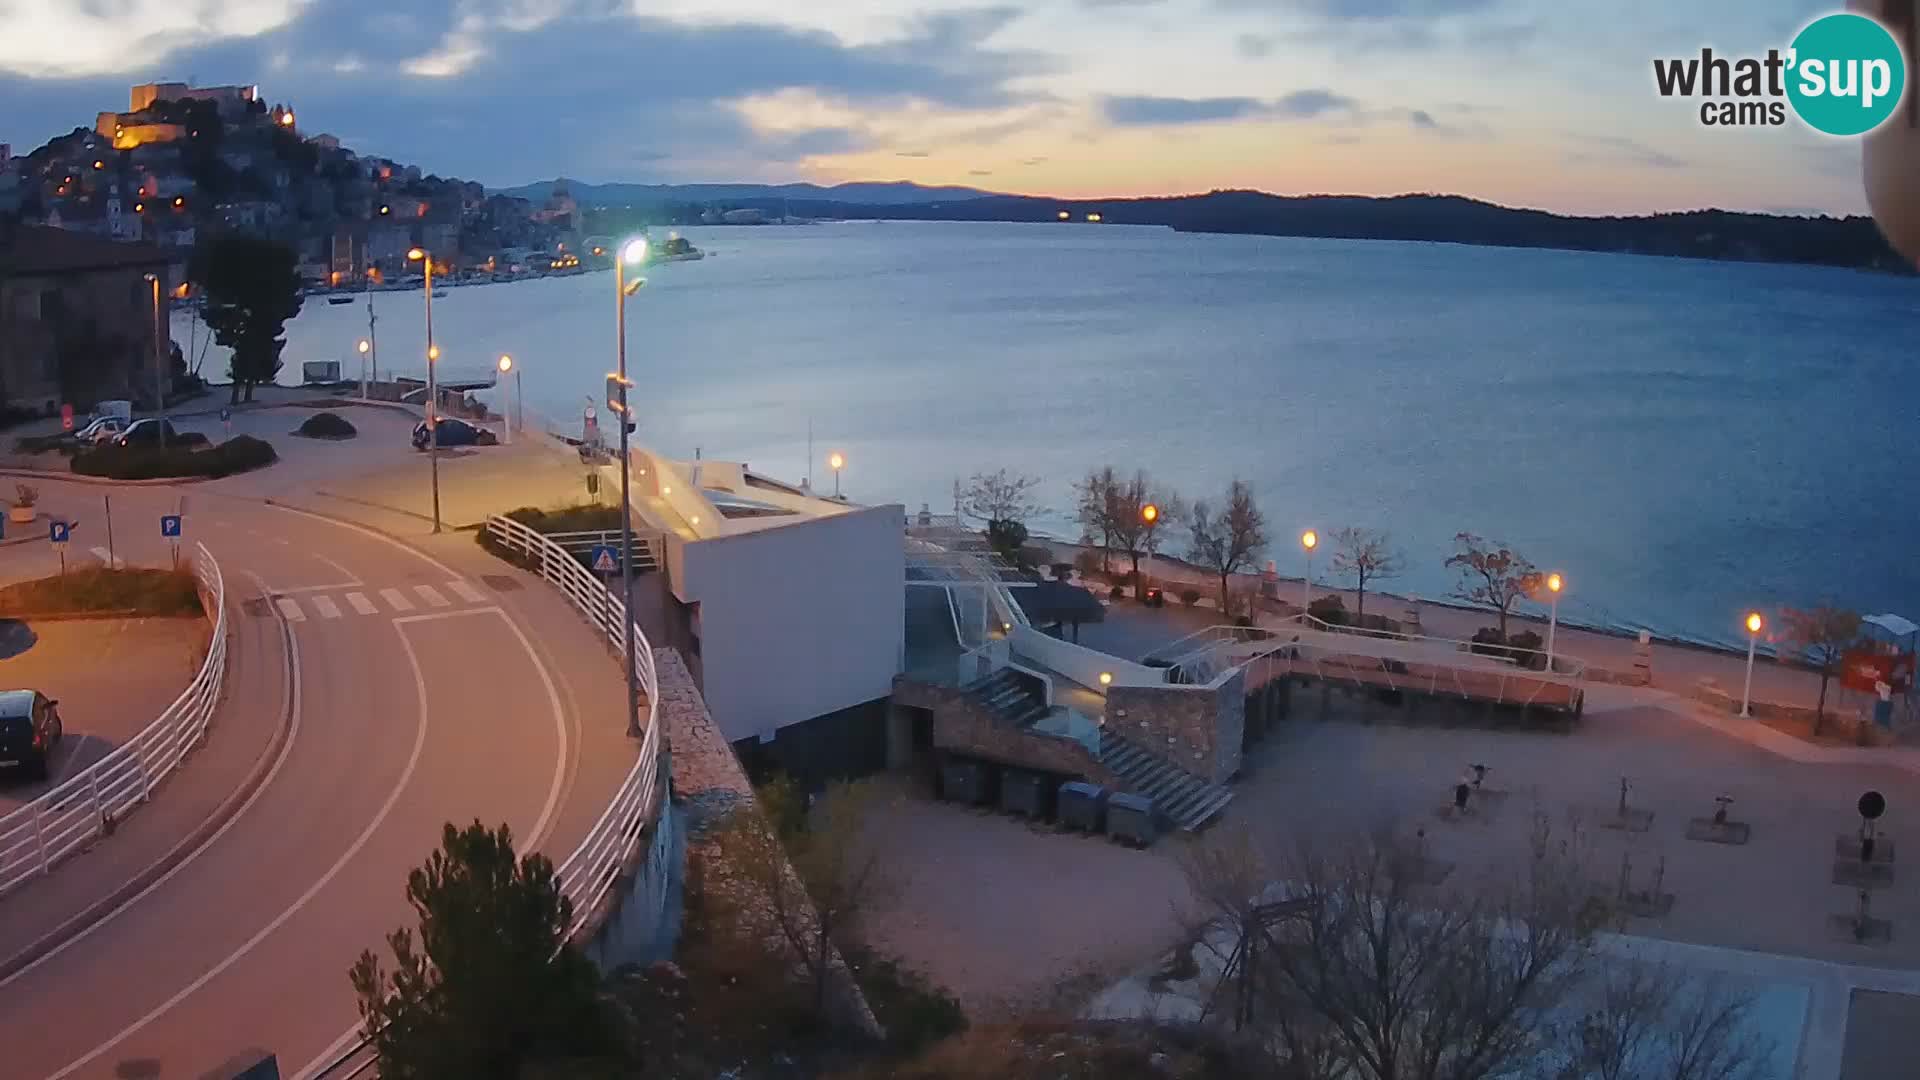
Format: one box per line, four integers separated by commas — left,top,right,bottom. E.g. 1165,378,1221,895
73,435,278,480
0,566,202,617
295,411,358,439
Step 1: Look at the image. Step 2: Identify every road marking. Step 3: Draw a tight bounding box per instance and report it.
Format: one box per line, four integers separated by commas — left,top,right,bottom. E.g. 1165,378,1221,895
379,587,414,612
446,579,486,604
0,568,302,992
273,597,305,622
345,591,378,616
47,606,432,1080
89,546,123,569
310,594,341,620
310,551,360,586
272,583,362,595
301,606,571,1080
413,583,450,608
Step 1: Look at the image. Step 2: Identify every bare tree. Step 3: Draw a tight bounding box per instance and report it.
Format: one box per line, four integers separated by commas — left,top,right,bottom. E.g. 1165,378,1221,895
1778,606,1863,735
1189,479,1269,616
1106,471,1184,592
1566,962,1773,1080
709,777,897,1017
1177,827,1285,1035
1445,533,1542,641
1074,466,1119,573
960,468,1043,528
1328,527,1404,626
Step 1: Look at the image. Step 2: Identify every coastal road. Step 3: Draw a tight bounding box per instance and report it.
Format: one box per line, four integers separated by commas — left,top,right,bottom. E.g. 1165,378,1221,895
0,477,635,1078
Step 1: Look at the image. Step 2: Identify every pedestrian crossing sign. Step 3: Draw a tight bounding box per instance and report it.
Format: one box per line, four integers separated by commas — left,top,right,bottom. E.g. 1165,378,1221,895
589,545,620,574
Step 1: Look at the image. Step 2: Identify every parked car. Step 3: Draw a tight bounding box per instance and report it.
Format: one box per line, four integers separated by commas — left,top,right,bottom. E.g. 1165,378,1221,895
73,416,128,445
114,418,182,447
412,417,497,450
0,690,63,782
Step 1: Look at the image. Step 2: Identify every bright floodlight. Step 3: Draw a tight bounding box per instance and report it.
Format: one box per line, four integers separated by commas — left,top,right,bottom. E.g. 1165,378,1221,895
357,340,370,354
407,247,425,261
498,354,513,372
1098,671,1114,686
1142,503,1159,523
427,344,440,361
1301,529,1318,551
1547,572,1563,594
620,237,648,265
1746,612,1764,635
829,452,845,471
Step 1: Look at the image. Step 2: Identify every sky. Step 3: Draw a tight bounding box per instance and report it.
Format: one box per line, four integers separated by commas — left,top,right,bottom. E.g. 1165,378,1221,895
0,0,1875,215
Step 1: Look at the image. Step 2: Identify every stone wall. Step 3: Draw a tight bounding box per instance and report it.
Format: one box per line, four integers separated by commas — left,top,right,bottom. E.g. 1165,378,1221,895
1104,668,1245,784
1688,675,1890,745
895,676,1114,784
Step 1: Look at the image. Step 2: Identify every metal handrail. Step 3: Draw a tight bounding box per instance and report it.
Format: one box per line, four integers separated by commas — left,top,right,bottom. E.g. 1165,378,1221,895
0,543,227,897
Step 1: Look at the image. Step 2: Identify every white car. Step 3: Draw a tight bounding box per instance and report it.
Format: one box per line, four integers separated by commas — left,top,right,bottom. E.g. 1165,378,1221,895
72,416,127,445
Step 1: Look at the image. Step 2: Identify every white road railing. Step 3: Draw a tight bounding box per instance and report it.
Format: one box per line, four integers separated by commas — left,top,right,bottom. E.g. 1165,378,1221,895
0,542,227,898
482,513,664,938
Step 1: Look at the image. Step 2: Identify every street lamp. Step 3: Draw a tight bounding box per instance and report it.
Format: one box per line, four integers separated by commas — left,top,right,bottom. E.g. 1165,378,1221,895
497,354,518,445
357,339,371,399
614,235,648,739
141,272,166,446
1544,572,1564,672
829,451,845,498
1300,529,1318,616
1741,612,1765,718
407,247,441,533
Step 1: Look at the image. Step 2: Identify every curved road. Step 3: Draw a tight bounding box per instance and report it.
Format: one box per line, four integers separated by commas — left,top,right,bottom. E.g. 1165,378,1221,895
0,479,633,1078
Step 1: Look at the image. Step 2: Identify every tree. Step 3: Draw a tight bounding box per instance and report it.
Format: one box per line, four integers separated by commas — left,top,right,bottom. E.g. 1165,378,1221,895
349,821,620,1078
1566,961,1772,1080
189,231,303,404
1188,479,1268,616
960,468,1042,528
1328,527,1404,625
1073,466,1120,573
711,776,898,1018
1445,533,1541,641
1106,470,1183,591
1778,606,1863,735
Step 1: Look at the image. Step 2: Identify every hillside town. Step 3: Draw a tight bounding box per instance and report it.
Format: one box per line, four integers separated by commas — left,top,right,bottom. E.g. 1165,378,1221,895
0,81,598,289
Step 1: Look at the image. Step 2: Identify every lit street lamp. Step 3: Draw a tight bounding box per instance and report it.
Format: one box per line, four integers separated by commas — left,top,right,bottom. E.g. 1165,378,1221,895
498,354,519,445
141,272,166,446
829,451,845,498
357,339,371,399
1300,529,1318,616
615,235,648,739
1741,611,1765,718
1545,572,1564,672
406,247,441,533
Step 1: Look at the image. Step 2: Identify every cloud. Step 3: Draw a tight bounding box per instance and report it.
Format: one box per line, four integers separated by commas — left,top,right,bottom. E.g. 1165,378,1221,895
968,168,994,175
1274,0,1497,17
1566,134,1687,171
1102,89,1353,126
1409,109,1439,129
896,150,931,157
1235,33,1275,58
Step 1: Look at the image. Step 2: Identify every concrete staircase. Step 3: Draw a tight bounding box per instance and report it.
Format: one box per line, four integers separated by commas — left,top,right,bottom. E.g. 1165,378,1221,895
969,669,1050,728
1099,730,1234,831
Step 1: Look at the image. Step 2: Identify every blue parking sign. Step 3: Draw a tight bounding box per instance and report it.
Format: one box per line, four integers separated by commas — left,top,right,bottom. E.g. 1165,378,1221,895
161,515,182,538
49,521,70,545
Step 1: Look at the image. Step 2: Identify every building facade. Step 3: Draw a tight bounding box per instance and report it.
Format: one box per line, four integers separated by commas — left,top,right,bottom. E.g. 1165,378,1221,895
0,225,170,413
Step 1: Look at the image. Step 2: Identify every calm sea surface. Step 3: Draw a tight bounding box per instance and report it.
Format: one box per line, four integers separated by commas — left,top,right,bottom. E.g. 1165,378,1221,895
190,221,1920,649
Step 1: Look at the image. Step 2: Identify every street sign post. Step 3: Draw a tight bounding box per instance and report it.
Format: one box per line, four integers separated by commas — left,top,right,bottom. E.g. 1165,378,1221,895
50,520,70,574
589,545,620,574
220,407,233,438
162,514,183,567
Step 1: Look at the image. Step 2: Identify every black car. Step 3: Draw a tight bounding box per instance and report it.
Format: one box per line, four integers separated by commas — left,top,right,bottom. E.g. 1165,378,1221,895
412,417,498,450
0,690,64,782
114,419,207,448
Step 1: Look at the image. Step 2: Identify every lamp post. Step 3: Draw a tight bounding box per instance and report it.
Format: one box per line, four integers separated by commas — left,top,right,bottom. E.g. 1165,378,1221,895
615,236,648,740
406,247,440,533
1300,529,1318,616
357,339,371,400
1741,612,1764,718
497,354,517,444
142,272,166,446
1545,572,1564,672
829,451,845,498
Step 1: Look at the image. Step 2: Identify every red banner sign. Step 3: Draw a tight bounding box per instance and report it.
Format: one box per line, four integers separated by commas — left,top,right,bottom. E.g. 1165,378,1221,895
60,404,73,432
1842,649,1915,694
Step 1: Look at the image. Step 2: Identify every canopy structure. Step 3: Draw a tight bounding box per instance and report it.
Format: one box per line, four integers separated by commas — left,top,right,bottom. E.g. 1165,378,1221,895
1865,613,1919,639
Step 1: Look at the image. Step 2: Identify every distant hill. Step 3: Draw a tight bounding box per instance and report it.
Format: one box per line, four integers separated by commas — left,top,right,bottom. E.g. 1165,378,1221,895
642,189,1904,274
497,177,997,206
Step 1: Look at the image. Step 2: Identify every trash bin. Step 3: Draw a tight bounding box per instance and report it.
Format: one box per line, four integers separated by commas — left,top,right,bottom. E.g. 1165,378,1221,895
1058,781,1107,831
940,759,992,806
1000,769,1050,818
1107,792,1158,847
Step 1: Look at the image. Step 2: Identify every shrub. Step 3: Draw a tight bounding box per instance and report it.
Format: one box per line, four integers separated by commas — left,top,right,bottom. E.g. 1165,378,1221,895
475,503,625,570
841,943,968,1057
72,435,276,480
1307,593,1348,626
1507,630,1545,669
1050,562,1074,582
1180,587,1202,607
1073,549,1103,579
0,567,202,617
295,411,358,439
12,483,38,509
1108,584,1126,601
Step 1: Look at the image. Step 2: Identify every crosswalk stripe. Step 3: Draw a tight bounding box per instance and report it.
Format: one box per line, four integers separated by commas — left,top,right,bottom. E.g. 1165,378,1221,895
446,579,487,604
379,588,414,612
311,595,342,619
345,592,378,616
274,597,306,622
90,546,124,568
413,584,450,608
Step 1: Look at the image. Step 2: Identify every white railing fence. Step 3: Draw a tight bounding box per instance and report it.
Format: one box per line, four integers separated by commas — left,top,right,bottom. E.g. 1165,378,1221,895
481,513,664,937
0,542,227,897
